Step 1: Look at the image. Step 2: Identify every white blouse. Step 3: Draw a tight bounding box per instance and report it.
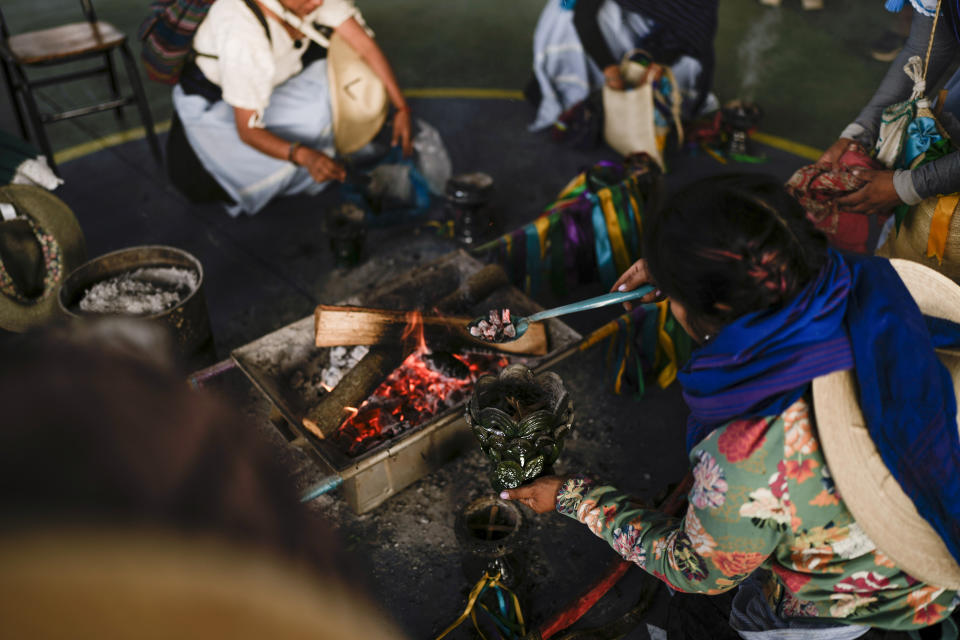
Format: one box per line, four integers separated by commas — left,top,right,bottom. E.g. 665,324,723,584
192,0,360,124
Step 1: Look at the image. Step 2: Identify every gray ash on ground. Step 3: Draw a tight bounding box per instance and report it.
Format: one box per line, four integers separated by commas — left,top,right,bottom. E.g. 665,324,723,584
78,267,199,316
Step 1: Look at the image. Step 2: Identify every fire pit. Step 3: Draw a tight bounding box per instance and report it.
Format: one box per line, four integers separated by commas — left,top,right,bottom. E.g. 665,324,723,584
232,250,581,513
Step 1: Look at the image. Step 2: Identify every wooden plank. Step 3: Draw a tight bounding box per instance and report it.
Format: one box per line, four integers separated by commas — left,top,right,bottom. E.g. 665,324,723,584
313,305,548,356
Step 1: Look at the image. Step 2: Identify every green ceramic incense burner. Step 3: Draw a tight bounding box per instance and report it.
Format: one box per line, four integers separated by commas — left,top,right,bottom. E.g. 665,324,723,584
465,364,574,491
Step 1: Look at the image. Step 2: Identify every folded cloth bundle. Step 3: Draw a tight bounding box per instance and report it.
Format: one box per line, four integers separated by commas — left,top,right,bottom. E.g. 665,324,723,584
785,144,890,254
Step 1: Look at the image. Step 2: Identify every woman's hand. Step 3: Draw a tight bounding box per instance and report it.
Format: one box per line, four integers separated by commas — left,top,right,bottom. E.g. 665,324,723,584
500,476,566,514
295,146,346,183
392,108,413,158
610,259,660,310
836,168,901,215
817,137,856,167
603,64,625,91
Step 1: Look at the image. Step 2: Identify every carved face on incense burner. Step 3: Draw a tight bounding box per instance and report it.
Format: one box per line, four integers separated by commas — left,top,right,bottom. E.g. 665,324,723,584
465,364,574,491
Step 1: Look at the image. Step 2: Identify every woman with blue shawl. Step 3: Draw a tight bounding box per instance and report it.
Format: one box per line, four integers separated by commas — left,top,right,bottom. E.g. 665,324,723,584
503,174,960,637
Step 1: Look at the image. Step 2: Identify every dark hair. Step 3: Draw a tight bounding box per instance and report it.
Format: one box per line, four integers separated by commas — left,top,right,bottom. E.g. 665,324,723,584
0,320,356,584
643,173,828,336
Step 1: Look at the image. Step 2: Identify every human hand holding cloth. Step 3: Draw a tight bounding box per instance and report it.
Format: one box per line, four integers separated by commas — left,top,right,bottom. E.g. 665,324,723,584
786,142,895,253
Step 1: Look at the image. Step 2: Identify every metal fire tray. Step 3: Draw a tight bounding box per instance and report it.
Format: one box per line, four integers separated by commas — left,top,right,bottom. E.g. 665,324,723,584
232,250,581,513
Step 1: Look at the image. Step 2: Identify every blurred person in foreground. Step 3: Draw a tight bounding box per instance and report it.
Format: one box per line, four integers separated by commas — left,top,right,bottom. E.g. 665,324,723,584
0,319,407,639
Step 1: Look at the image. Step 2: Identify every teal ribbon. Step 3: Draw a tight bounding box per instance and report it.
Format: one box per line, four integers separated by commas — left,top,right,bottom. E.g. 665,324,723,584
548,213,567,296
903,116,943,168
619,186,641,260
589,192,618,287
525,223,542,296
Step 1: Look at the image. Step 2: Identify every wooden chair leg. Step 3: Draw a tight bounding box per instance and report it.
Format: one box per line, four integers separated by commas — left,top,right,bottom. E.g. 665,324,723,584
118,42,162,168
10,66,56,174
0,57,28,140
103,51,125,122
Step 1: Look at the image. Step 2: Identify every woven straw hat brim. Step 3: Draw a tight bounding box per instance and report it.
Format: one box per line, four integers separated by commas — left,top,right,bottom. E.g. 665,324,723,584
813,258,960,589
0,185,86,333
327,33,388,155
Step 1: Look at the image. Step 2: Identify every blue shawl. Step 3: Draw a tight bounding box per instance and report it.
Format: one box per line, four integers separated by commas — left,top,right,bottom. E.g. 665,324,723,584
680,249,960,565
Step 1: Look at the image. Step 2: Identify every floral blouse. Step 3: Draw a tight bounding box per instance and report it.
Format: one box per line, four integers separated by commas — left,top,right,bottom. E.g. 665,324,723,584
556,396,960,630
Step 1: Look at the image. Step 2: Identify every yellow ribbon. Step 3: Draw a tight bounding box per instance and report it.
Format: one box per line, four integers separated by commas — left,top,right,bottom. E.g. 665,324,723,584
534,214,551,259
598,189,632,275
558,172,587,199
627,191,644,240
579,318,621,351
926,194,960,264
655,300,679,389
434,572,525,640
614,314,632,394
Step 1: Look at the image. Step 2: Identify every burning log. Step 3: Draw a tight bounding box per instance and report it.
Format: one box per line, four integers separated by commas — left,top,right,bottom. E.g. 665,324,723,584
313,306,547,355
302,343,407,440
303,264,519,440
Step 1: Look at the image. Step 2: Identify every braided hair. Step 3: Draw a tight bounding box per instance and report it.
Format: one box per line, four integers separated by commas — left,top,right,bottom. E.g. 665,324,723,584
643,173,828,337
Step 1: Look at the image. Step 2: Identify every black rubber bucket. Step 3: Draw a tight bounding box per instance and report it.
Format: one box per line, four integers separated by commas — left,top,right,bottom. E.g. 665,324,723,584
58,245,214,367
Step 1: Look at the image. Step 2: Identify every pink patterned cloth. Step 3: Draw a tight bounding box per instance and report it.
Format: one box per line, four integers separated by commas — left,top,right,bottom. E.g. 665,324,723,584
785,146,890,254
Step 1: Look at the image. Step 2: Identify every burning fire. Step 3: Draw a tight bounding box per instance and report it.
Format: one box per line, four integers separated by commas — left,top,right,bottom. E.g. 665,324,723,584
333,311,508,456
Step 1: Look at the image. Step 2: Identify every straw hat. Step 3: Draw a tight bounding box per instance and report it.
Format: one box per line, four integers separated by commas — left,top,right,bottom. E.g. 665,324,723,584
813,258,960,589
327,32,388,155
0,185,86,333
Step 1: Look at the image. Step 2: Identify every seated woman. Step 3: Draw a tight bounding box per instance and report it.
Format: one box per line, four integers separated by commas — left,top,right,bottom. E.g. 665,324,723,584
528,0,719,131
819,0,960,216
504,174,960,637
172,0,411,216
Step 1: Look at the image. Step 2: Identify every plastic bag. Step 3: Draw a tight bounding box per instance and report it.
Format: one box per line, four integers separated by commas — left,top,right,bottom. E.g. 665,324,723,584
413,119,452,195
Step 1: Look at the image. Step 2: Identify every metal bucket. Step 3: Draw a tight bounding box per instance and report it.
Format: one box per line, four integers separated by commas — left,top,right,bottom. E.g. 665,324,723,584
58,245,214,365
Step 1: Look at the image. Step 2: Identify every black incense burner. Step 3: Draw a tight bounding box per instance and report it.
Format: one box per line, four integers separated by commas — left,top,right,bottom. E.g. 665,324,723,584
324,203,366,268
466,364,574,492
722,100,763,157
444,172,495,245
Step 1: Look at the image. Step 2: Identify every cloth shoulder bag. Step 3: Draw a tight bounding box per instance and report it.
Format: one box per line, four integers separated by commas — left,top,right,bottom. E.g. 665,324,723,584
138,0,217,84
875,0,960,279
602,50,682,170
255,0,388,154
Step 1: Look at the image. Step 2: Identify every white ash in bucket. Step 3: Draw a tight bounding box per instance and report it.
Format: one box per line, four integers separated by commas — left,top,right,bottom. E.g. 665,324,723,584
79,267,199,316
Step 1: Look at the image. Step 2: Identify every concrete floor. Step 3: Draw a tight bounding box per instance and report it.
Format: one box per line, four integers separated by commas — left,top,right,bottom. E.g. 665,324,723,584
0,1,916,637
2,0,894,152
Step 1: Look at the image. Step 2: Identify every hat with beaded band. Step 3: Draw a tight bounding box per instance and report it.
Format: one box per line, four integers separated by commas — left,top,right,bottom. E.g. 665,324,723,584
0,185,86,332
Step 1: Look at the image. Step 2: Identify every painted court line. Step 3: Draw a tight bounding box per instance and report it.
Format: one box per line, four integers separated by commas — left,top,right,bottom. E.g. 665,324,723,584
54,89,823,164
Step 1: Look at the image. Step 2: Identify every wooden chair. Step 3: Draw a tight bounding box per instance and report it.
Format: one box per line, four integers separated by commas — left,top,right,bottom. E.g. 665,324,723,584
0,0,161,174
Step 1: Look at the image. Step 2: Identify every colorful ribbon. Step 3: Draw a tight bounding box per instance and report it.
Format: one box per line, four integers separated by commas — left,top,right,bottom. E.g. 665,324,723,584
928,194,960,263
435,571,526,640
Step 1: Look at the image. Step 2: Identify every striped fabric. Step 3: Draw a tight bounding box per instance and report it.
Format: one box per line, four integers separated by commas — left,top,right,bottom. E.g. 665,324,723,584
138,0,216,84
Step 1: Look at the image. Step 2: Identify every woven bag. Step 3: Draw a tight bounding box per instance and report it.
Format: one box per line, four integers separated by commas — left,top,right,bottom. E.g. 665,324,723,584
874,0,960,279
138,0,216,85
602,50,682,169
877,196,960,280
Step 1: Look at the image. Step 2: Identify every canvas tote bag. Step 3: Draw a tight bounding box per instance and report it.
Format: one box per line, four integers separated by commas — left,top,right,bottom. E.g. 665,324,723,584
602,49,682,169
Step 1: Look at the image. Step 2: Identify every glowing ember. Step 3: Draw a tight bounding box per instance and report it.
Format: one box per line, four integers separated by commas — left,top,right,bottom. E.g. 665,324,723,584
332,311,508,457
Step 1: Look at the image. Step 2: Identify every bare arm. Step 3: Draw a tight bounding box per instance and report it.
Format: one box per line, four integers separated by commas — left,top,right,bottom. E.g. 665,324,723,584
233,107,346,183
334,17,413,156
